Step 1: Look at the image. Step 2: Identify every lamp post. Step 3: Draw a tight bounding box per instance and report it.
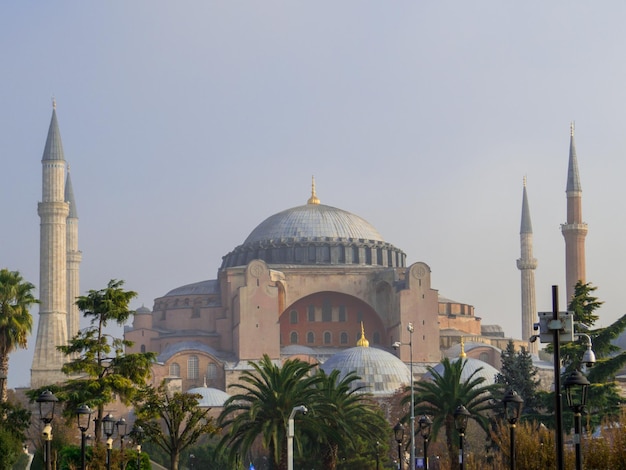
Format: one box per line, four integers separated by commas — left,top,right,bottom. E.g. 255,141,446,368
102,413,116,470
564,370,590,470
393,422,405,470
502,390,524,470
287,405,307,470
418,415,432,470
36,390,58,470
133,425,144,470
189,453,195,470
116,418,128,470
454,405,470,470
76,405,93,470
393,322,416,469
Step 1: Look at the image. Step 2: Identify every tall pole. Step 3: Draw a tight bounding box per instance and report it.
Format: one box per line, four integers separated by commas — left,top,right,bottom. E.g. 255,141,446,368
44,435,52,470
423,436,429,470
509,423,516,470
553,286,565,470
574,411,582,470
408,323,415,470
397,441,403,470
80,430,87,470
287,417,294,470
459,431,465,470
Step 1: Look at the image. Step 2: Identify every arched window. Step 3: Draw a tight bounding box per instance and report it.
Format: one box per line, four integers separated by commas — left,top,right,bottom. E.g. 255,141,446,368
340,332,348,344
324,332,331,344
290,310,298,324
322,299,332,322
187,356,199,379
307,332,315,344
338,306,346,322
169,362,180,377
308,305,315,322
140,344,146,353
207,363,217,380
290,331,298,344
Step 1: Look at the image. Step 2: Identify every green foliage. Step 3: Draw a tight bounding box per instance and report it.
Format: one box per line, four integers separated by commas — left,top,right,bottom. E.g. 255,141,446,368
405,357,500,469
0,426,23,470
133,381,219,470
494,341,542,416
32,280,155,443
0,268,37,401
568,281,602,327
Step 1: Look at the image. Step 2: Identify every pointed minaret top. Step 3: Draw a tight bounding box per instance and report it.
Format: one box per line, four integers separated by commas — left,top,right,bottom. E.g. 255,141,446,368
307,176,320,205
42,103,65,162
459,337,467,358
520,177,533,234
356,322,369,347
566,122,582,193
52,97,56,110
65,167,78,218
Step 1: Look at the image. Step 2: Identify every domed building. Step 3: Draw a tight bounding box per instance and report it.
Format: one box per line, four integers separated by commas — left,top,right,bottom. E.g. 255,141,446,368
125,181,450,391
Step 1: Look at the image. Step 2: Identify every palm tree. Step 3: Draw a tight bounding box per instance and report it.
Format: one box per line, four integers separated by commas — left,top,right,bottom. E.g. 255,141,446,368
0,269,37,402
217,355,323,470
402,357,499,469
305,369,388,469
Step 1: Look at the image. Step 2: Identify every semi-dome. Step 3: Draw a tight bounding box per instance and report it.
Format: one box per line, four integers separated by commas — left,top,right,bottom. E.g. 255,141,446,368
187,383,230,407
320,330,411,396
427,357,499,386
221,180,406,269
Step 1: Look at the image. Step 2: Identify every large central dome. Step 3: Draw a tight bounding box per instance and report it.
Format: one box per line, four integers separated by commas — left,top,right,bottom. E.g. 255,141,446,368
220,181,405,269
244,203,384,244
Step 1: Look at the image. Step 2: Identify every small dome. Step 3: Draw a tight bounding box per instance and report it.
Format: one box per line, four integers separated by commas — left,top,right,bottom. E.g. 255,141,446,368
321,346,411,396
186,386,230,407
135,305,151,315
427,358,499,385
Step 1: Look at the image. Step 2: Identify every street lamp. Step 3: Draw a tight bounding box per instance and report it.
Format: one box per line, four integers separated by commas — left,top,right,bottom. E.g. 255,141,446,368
393,322,416,470
502,390,524,470
418,415,432,470
116,418,128,470
133,425,145,470
454,405,471,470
36,390,58,470
102,413,116,470
189,453,195,470
287,405,307,470
76,405,93,470
393,422,405,470
564,370,590,470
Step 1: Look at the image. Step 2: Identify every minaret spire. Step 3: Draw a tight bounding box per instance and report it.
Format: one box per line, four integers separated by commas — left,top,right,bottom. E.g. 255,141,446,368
517,177,538,354
65,165,82,340
32,102,70,387
561,123,587,304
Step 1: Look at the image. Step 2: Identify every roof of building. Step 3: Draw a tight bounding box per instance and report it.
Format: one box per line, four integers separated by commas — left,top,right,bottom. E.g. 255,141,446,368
65,170,78,218
187,383,230,407
426,357,499,385
42,103,65,162
164,280,219,297
566,124,582,193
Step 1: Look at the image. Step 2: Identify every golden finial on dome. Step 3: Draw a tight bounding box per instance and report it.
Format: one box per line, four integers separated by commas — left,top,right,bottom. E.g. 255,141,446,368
356,322,369,347
459,336,467,359
307,175,320,205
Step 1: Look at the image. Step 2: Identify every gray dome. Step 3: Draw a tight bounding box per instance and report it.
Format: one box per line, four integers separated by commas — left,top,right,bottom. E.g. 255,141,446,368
427,357,499,385
135,305,151,315
320,346,411,396
244,204,384,244
186,385,230,407
221,199,406,269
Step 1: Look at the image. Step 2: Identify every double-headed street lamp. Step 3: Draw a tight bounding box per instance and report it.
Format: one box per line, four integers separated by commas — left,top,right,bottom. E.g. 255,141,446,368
454,405,471,470
36,390,58,470
76,405,93,470
502,390,524,470
564,370,590,470
393,322,415,469
418,415,432,470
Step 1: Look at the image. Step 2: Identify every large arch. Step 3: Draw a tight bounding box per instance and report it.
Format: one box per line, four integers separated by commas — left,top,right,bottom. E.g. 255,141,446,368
279,291,386,349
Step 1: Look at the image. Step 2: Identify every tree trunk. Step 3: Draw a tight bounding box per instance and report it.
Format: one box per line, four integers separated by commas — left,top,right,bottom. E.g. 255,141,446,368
171,449,180,470
0,355,8,402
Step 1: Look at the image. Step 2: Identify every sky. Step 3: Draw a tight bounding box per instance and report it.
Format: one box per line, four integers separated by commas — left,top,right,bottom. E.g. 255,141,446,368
2,2,626,389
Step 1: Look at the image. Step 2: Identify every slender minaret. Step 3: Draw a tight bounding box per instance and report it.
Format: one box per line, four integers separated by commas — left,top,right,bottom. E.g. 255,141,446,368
561,123,588,305
517,177,538,354
31,101,70,388
65,166,81,340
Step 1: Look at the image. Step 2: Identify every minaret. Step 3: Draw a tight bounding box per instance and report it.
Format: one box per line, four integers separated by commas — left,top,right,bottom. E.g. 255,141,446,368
65,166,81,340
517,177,538,354
561,123,588,305
31,101,70,388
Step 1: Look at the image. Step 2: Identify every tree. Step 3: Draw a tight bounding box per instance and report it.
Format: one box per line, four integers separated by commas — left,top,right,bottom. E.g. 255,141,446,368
303,369,388,470
133,382,219,470
31,280,155,442
494,341,542,416
0,268,37,402
0,400,31,469
406,358,499,470
218,355,323,470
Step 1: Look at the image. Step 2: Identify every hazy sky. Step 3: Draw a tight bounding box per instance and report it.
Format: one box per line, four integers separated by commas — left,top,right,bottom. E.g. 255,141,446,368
3,3,626,388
